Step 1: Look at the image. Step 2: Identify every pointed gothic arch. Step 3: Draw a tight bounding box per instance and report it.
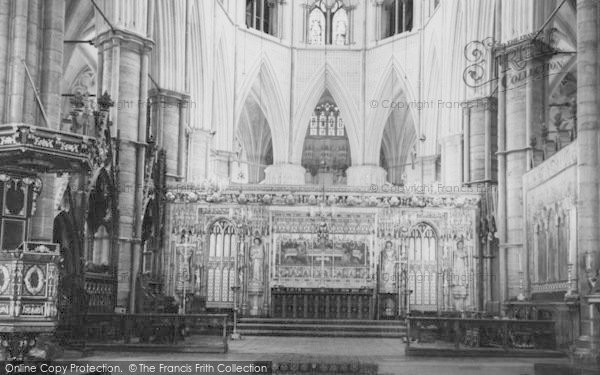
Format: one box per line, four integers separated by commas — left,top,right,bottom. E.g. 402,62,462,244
301,89,352,185
86,168,116,273
407,222,439,312
205,218,238,308
235,56,287,168
292,64,360,165
379,107,417,185
236,93,274,183
367,59,418,165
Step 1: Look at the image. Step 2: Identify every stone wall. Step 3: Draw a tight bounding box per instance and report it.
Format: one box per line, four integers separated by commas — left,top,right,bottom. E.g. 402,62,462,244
522,141,578,348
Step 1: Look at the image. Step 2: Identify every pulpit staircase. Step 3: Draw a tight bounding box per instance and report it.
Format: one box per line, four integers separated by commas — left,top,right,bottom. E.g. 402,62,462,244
238,318,407,338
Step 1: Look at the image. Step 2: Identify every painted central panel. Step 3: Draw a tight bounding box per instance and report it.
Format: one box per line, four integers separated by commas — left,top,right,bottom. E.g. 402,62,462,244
270,209,377,289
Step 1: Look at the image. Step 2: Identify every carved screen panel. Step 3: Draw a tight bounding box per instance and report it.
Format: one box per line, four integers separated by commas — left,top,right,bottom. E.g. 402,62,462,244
271,210,376,289
408,223,438,311
206,220,237,308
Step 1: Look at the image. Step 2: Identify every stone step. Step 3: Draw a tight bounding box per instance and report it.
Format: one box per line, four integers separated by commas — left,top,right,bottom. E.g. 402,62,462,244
239,318,405,326
238,323,406,332
237,318,406,338
238,329,405,338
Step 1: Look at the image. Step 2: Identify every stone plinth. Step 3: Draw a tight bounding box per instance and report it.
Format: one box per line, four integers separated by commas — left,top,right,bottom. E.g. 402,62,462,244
149,89,190,181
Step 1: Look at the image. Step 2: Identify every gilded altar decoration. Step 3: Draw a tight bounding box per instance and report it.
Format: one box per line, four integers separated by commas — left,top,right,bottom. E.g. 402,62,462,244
164,184,479,316
274,233,371,289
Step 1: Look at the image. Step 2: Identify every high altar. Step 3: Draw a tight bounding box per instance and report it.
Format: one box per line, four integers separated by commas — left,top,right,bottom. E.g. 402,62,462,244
163,183,481,319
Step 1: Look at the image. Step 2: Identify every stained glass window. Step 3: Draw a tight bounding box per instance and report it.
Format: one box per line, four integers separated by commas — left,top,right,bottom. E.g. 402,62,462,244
319,112,327,135
328,115,336,135
310,116,318,135
332,8,348,46
301,93,351,185
308,0,348,45
337,117,345,136
309,8,326,45
310,102,346,139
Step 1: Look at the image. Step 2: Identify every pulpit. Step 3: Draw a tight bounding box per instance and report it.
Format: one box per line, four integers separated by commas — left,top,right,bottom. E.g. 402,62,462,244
0,242,60,359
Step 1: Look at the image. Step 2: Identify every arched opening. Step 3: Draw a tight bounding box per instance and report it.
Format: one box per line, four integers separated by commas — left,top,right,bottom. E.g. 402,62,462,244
235,94,274,184
205,219,238,308
141,199,157,276
0,176,29,251
537,220,547,282
379,104,416,185
301,90,351,185
84,169,116,313
86,169,114,274
53,186,88,335
407,223,438,312
557,211,569,281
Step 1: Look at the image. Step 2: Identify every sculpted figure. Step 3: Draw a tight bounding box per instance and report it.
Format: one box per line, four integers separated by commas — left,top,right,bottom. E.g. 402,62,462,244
250,237,264,283
381,241,397,293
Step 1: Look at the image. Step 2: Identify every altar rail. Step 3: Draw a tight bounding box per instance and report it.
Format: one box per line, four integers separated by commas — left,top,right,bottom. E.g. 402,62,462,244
406,317,558,356
81,313,229,353
271,288,375,320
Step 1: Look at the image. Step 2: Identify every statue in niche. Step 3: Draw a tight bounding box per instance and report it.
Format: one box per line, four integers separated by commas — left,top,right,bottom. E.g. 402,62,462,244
452,238,469,309
250,237,264,283
454,238,468,279
380,241,397,294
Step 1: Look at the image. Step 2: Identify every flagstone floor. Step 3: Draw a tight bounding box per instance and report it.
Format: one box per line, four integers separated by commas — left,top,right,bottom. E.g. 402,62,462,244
79,336,569,375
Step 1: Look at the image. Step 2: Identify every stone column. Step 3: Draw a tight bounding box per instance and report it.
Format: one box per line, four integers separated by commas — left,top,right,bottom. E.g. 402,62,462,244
462,97,498,185
187,129,213,182
411,156,440,185
149,89,190,183
95,28,154,311
497,59,508,304
495,38,549,303
462,96,498,311
439,134,463,186
571,0,600,371
39,0,65,128
0,0,64,127
0,0,64,242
